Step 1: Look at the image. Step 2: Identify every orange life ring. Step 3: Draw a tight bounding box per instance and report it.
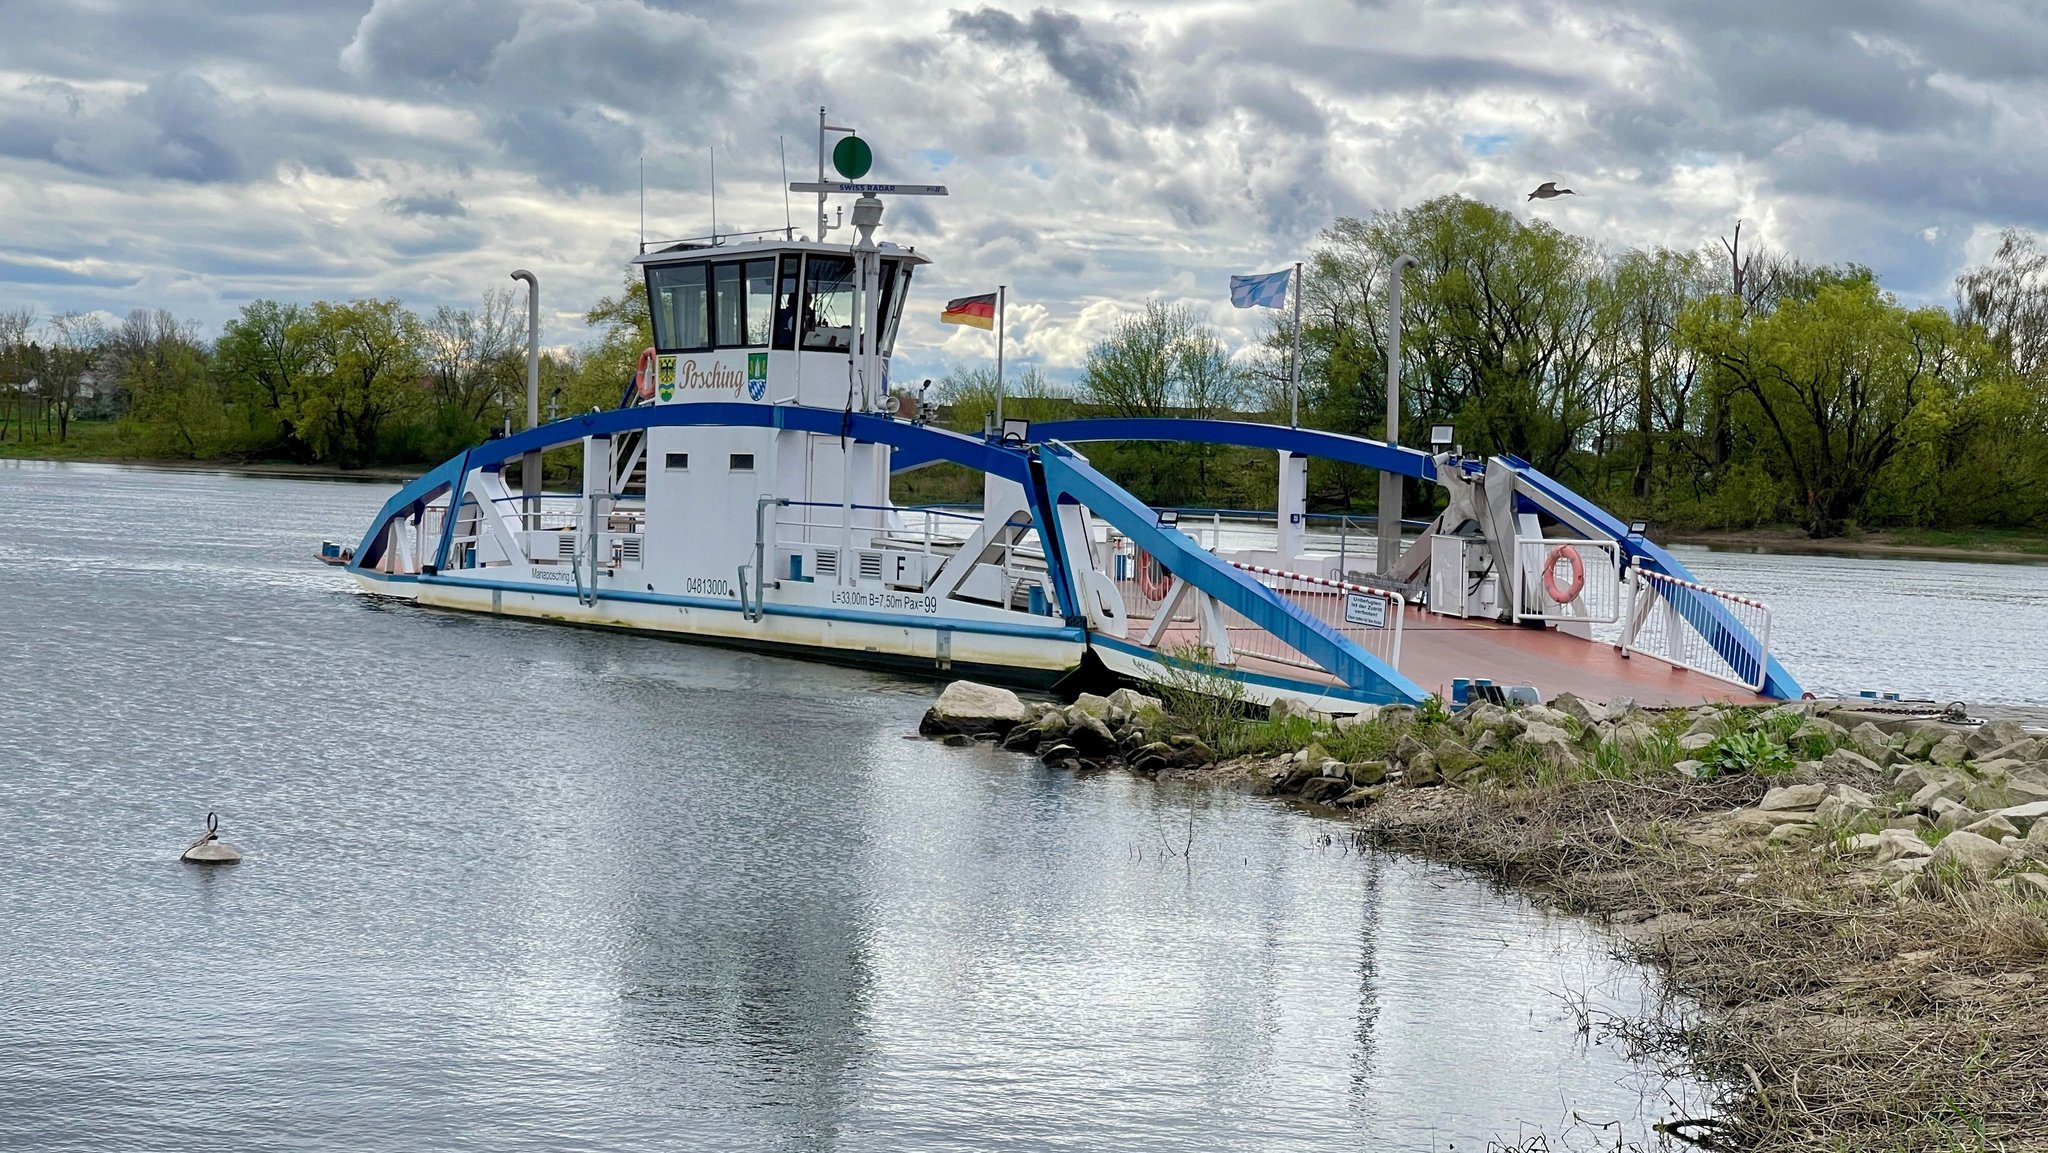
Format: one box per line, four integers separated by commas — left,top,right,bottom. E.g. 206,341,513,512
1135,549,1172,599
1541,544,1586,604
634,346,659,400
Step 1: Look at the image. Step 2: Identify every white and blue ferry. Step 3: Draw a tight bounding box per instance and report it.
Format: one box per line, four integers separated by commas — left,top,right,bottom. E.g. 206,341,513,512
335,188,1797,713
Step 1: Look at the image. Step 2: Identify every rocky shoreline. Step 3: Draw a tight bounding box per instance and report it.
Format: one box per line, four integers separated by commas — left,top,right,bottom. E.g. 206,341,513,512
918,680,2048,1151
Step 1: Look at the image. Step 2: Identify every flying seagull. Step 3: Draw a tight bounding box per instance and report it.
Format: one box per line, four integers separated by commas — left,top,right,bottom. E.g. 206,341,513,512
1527,181,1575,201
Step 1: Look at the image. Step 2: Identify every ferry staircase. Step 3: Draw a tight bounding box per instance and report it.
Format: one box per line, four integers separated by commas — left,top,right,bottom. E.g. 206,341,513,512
611,429,649,498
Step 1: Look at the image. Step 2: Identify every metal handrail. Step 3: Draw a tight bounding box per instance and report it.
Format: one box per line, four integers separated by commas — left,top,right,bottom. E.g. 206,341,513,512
1227,561,1408,670
1226,561,1407,602
778,499,990,524
1617,561,1773,691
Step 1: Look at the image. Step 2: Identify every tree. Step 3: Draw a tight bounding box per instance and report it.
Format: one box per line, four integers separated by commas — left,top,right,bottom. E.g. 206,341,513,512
583,270,652,384
214,300,314,458
43,312,108,442
1685,276,1976,536
1955,229,2048,380
109,310,221,457
297,299,427,467
1079,300,1247,500
0,308,32,441
1295,197,1616,477
1079,300,1243,418
935,365,1063,433
423,289,524,425
1598,247,1715,501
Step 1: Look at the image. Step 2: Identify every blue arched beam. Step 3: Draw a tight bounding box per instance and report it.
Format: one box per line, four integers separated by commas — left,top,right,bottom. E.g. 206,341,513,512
1508,462,1801,699
1037,445,1427,704
350,404,1035,575
350,451,467,571
1020,418,1442,480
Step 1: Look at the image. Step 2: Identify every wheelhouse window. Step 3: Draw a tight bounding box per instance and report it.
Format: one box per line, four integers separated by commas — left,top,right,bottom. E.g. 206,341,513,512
648,264,709,351
876,259,910,356
744,259,775,347
712,264,744,347
665,452,689,470
772,255,800,350
801,255,855,352
648,259,779,352
729,453,755,471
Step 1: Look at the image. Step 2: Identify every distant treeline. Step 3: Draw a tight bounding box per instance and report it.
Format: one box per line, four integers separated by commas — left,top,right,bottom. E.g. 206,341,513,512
936,197,2048,538
0,287,641,470
7,194,2047,538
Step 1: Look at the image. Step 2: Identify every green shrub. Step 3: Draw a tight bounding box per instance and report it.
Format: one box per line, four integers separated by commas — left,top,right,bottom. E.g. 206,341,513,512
1702,730,1794,779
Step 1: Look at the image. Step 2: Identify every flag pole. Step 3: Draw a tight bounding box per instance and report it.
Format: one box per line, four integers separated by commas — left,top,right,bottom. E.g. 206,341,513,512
1289,261,1303,428
995,285,1007,433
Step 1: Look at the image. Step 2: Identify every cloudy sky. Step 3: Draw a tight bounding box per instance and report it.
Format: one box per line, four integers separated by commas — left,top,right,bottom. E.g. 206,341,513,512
2,0,2043,384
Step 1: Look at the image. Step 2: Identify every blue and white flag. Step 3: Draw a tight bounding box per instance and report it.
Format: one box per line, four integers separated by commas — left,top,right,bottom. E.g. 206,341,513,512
1229,268,1291,309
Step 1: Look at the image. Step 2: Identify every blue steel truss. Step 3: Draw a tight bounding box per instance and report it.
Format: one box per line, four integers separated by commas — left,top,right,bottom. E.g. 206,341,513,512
993,417,1799,700
1038,445,1426,703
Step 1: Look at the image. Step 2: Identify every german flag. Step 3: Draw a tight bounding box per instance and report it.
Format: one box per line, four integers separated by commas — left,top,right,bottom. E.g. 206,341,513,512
940,292,997,330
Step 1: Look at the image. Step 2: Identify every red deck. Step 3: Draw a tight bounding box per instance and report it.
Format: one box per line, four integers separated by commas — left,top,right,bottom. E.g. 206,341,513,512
1144,607,1766,707
1391,610,1767,706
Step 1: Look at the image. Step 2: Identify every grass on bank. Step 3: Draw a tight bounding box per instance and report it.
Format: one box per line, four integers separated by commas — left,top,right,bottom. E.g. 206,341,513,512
0,418,130,461
1871,526,2048,557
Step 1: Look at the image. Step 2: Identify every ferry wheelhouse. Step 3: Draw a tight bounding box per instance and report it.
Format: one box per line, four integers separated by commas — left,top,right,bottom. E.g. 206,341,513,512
338,190,1798,712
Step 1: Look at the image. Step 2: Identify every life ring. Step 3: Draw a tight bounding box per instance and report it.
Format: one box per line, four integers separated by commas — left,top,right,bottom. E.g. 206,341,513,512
1541,544,1586,604
1135,549,1172,600
634,346,658,400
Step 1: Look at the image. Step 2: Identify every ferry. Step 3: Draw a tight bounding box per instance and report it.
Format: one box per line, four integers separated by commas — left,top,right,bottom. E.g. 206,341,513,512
335,176,1797,713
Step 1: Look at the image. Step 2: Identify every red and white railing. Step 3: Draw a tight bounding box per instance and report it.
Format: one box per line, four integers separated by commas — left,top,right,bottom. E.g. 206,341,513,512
1617,563,1773,691
1224,563,1406,671
1110,542,1405,673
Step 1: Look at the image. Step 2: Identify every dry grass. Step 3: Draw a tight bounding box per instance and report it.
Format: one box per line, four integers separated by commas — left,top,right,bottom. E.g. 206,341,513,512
1358,774,2048,1151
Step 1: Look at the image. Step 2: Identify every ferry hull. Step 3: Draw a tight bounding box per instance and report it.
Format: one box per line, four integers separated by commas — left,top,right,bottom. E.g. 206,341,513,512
351,570,1086,689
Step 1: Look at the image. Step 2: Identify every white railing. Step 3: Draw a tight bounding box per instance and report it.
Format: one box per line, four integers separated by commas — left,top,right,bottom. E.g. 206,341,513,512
1512,537,1623,624
1226,562,1406,671
1110,538,1406,673
1618,563,1773,691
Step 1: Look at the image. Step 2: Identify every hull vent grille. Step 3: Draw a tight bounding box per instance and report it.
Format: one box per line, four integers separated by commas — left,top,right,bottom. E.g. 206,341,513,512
858,552,884,580
557,534,577,559
619,536,642,564
814,549,838,577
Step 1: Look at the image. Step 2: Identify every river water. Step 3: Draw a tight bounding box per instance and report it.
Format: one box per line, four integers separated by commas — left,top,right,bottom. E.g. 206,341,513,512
14,461,2036,1150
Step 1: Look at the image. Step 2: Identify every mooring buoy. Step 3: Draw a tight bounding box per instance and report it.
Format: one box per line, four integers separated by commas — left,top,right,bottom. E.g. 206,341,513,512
181,811,241,864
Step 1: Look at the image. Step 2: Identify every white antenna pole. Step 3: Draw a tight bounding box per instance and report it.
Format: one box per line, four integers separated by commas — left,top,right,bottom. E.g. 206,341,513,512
709,146,717,241
638,156,645,252
779,136,792,240
995,285,1007,432
817,106,827,242
1290,260,1303,428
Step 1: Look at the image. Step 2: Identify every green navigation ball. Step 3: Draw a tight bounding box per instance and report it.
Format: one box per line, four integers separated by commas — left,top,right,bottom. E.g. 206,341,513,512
833,136,873,180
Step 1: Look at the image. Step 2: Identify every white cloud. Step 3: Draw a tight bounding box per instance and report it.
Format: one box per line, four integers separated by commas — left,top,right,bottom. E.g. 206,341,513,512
1,0,2045,390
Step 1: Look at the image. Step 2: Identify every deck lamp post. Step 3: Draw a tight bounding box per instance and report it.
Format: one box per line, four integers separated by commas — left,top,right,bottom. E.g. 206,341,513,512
1379,254,1420,576
510,269,540,530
